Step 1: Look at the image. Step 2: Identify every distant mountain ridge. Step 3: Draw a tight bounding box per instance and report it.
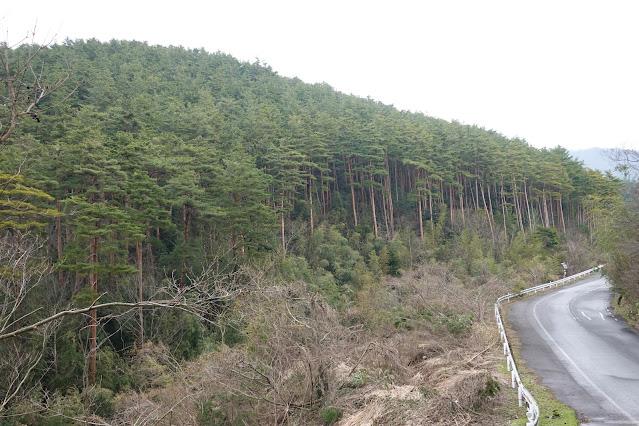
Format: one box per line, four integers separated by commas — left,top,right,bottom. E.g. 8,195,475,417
569,147,625,178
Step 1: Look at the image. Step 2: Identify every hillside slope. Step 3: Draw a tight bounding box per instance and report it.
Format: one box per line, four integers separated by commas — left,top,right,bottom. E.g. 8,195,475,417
0,39,617,424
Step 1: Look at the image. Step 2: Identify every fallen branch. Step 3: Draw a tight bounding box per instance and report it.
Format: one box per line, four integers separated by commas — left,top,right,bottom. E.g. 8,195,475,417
465,339,498,365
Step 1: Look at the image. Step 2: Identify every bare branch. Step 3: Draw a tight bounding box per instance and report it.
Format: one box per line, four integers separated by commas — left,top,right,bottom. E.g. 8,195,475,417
0,33,76,144
607,147,639,178
0,328,47,412
0,297,233,342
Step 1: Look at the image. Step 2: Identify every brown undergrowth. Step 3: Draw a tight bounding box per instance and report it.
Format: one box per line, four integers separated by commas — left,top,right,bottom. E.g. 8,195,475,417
111,262,520,425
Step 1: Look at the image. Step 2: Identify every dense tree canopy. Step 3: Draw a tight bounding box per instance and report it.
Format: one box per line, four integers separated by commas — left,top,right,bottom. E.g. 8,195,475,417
2,40,620,258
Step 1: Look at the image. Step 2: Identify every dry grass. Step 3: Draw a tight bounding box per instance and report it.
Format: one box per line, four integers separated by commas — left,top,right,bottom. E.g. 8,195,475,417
110,261,518,425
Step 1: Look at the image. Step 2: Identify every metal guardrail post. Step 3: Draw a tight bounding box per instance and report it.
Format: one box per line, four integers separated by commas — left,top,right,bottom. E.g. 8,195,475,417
518,385,523,407
495,265,603,426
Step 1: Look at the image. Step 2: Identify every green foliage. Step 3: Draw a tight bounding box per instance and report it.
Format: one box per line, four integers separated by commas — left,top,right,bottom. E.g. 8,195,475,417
87,386,115,419
378,246,390,275
342,370,370,388
321,406,342,425
151,311,203,360
418,305,474,335
506,233,545,264
0,171,58,232
366,250,381,279
71,286,99,307
275,255,313,283
392,307,414,331
593,182,639,299
44,331,86,392
6,388,85,425
305,224,361,285
207,318,248,349
534,226,560,248
95,346,133,392
197,402,228,426
476,375,500,401
419,385,438,399
387,246,401,277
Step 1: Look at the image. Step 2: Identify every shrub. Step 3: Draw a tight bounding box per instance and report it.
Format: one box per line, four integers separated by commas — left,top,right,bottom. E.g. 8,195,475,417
321,406,342,425
387,247,401,276
534,226,560,248
87,386,115,419
196,401,227,426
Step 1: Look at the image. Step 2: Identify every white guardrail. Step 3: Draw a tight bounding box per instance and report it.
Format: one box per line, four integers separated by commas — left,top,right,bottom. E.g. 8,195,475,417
494,265,604,425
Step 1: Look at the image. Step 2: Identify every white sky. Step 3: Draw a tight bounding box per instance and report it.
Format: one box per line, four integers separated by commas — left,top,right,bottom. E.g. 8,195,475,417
3,0,639,150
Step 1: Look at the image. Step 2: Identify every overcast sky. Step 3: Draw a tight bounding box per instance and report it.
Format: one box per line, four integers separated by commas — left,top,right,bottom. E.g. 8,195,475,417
3,0,639,150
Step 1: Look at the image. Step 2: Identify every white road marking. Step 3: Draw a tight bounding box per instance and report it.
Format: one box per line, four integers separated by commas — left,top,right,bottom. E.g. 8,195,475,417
568,299,578,320
600,312,605,320
533,289,639,424
582,311,592,320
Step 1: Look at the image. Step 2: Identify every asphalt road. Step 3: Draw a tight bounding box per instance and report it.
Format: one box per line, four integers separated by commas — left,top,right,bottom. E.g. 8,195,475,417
507,274,639,425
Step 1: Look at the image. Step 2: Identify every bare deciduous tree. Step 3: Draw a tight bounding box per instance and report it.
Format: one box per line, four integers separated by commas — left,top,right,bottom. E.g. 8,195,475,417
1,27,75,143
0,230,243,415
607,147,639,178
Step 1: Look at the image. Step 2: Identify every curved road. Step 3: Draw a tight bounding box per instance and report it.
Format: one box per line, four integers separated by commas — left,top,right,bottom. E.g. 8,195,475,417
507,274,639,425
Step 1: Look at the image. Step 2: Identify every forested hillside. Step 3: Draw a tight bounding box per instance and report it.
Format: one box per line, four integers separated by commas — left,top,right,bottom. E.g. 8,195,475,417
0,39,620,424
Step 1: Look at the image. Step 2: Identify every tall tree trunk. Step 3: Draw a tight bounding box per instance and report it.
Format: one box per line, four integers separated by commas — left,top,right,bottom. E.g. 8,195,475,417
458,178,465,226
394,160,399,203
384,154,394,237
517,194,525,234
487,180,495,232
428,181,434,237
513,187,521,233
558,197,566,233
280,194,286,253
110,229,116,267
512,180,525,234
449,185,454,228
523,181,533,232
181,204,188,288
542,188,550,227
136,240,143,347
56,200,63,285
480,181,495,243
147,231,154,273
325,160,331,213
309,177,314,234
500,182,508,240
369,163,378,238
348,159,358,227
418,188,424,242
319,170,325,216
381,187,390,239
89,234,99,386
385,175,394,237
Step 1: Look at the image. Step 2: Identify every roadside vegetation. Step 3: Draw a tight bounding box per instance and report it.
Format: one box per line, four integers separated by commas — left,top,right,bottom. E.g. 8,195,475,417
596,170,639,330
